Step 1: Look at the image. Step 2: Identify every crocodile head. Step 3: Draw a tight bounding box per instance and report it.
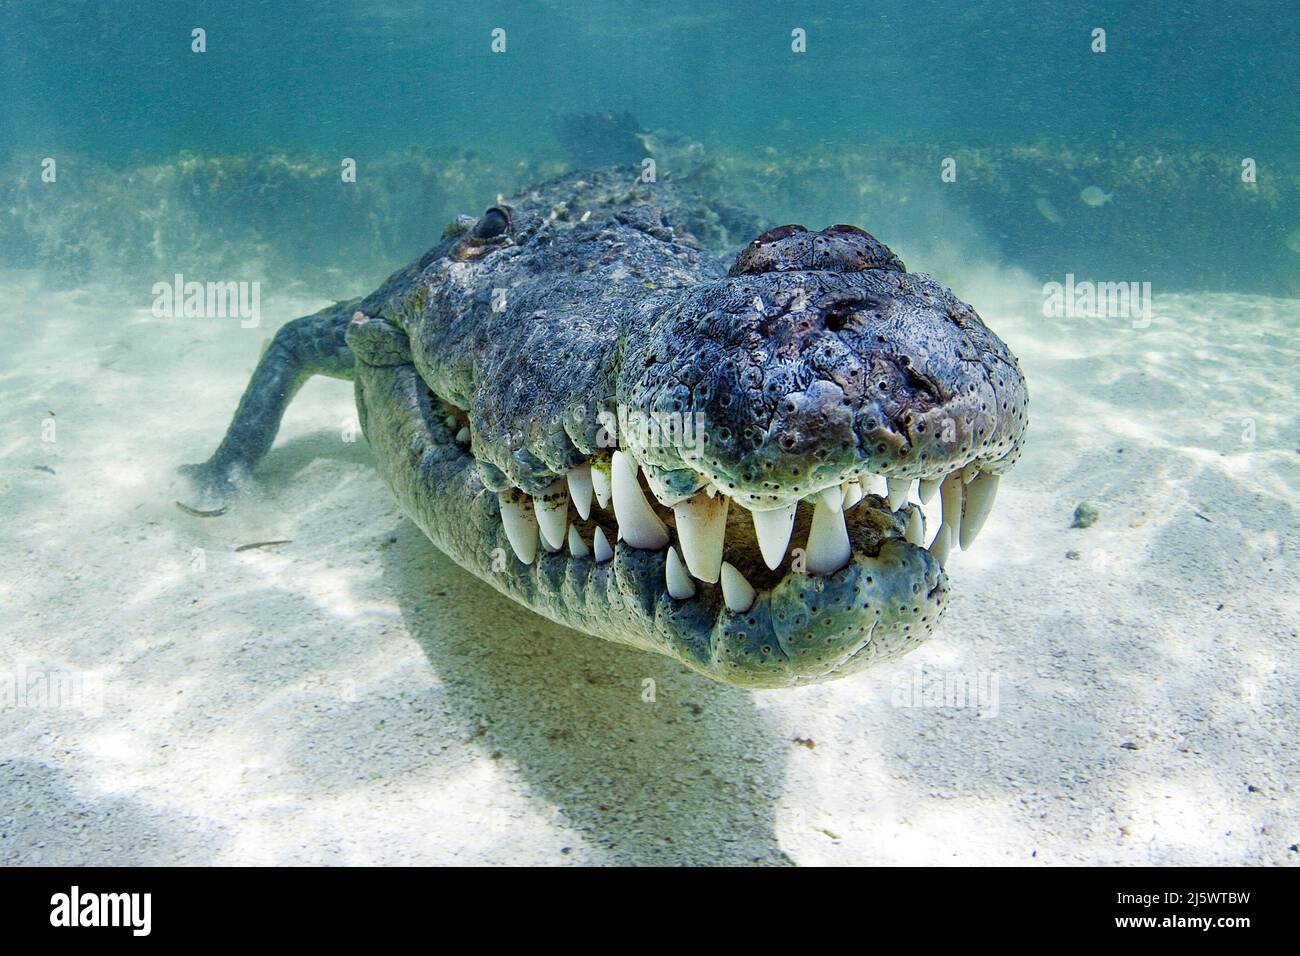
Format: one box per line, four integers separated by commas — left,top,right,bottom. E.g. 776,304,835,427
353,198,1028,689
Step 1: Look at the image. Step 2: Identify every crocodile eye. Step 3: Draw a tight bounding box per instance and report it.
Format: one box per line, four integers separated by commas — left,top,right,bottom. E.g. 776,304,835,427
451,205,516,261
472,207,511,240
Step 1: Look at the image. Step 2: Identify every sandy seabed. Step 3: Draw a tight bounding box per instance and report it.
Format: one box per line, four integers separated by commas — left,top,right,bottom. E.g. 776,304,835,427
1,268,1296,866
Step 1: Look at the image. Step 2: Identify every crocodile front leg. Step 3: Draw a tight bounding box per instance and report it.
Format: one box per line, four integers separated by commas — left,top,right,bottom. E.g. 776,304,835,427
179,300,359,506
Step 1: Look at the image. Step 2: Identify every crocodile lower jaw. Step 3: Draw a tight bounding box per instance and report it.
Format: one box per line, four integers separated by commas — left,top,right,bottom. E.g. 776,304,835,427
357,361,967,686
445,410,998,616
425,373,1002,628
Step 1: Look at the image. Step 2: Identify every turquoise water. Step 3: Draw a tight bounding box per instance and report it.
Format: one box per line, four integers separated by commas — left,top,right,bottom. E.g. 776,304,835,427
2,2,1299,867
5,1,1297,160
2,1,1297,294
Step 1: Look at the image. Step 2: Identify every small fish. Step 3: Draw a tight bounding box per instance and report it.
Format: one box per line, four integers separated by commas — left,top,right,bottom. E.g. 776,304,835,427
1034,197,1063,224
33,465,55,475
234,540,293,552
1080,186,1113,207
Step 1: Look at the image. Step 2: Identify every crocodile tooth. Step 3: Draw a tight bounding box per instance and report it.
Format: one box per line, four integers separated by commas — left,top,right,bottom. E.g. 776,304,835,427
719,562,756,613
566,524,590,558
918,478,940,503
866,474,888,499
592,526,613,563
842,480,864,509
665,546,696,600
906,506,925,546
887,478,912,511
498,491,538,564
959,473,1000,550
567,463,593,520
819,486,843,512
534,479,568,552
805,497,851,575
928,523,952,565
455,426,470,445
751,504,797,570
611,451,669,550
939,472,964,544
672,491,728,583
591,461,612,510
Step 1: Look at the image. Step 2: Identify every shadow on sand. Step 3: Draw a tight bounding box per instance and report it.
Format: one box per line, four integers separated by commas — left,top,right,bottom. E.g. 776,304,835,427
380,521,794,865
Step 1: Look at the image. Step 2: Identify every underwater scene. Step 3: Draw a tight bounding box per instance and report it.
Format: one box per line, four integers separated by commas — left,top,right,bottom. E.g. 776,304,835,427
0,0,1297,869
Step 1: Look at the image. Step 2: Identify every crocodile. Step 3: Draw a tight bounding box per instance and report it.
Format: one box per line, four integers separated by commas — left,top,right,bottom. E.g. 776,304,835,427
182,167,1028,688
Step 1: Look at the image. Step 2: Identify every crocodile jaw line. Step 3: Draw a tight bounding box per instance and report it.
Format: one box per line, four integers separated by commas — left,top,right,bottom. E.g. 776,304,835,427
360,361,972,688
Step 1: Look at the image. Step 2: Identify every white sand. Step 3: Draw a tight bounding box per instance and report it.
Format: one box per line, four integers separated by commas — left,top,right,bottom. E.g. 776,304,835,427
1,269,1296,865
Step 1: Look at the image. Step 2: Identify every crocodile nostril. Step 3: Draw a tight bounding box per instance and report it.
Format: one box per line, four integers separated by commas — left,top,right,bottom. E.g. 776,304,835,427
825,307,852,332
823,294,886,333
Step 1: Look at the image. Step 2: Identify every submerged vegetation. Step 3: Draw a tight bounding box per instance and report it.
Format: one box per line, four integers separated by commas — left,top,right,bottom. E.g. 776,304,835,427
3,136,1296,298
